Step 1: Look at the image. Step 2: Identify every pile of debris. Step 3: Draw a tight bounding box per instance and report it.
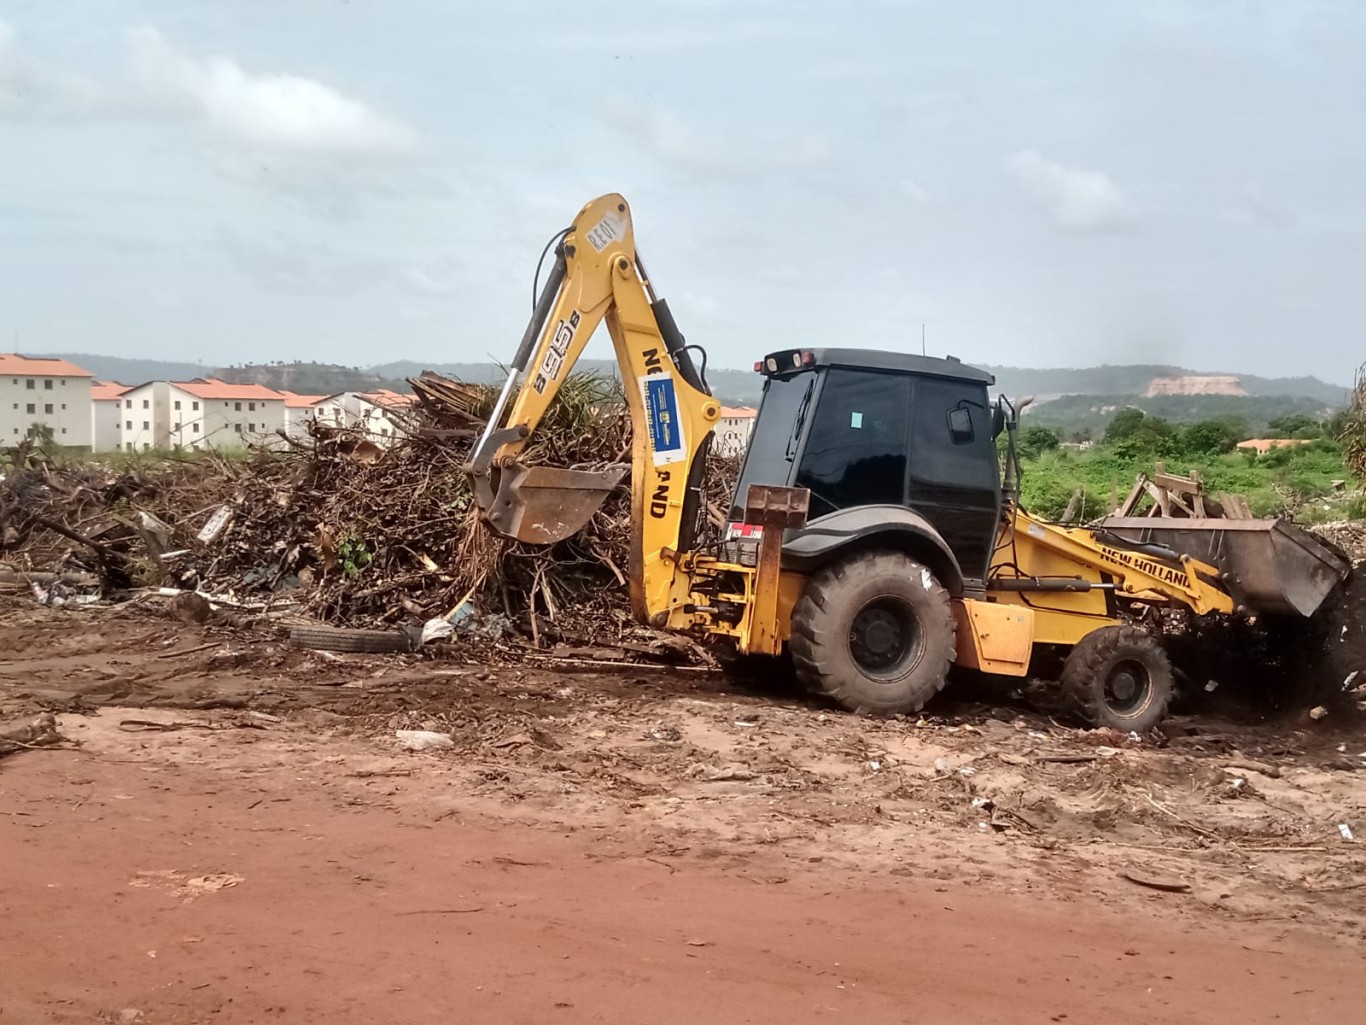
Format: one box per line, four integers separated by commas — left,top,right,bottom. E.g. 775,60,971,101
0,372,738,659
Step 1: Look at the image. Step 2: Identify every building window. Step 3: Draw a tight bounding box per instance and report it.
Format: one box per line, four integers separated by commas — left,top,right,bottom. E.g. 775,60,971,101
174,422,181,433
192,401,200,411
44,379,52,390
126,421,132,430
234,402,242,411
234,423,242,433
125,399,131,408
143,399,149,409
60,404,66,411
143,421,149,430
143,443,150,452
60,379,65,387
193,423,200,434
44,404,53,414
61,427,66,435
26,403,34,414
249,402,256,412
26,379,34,390
174,400,181,411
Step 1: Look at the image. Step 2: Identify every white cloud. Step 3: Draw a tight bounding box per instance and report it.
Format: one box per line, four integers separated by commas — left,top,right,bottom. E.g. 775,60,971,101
899,178,930,204
400,258,465,297
125,27,417,160
0,20,104,117
1235,183,1295,229
604,100,830,180
1006,150,1136,233
216,230,462,298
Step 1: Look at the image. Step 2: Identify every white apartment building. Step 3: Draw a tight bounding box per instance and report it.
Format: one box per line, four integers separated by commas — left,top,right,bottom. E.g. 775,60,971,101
118,378,287,452
712,405,757,457
280,391,326,440
0,354,94,448
312,388,415,447
91,380,131,452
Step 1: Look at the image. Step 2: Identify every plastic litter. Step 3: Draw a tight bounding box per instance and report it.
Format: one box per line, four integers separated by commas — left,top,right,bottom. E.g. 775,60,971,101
395,730,454,751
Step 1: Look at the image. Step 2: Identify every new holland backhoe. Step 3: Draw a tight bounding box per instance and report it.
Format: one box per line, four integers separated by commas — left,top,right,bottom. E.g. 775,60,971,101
465,193,1352,731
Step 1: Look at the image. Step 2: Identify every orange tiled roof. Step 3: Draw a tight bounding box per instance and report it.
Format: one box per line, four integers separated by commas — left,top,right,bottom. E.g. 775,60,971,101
1235,438,1314,454
91,380,132,401
361,388,417,408
0,353,92,377
279,389,327,409
172,378,285,401
720,405,757,419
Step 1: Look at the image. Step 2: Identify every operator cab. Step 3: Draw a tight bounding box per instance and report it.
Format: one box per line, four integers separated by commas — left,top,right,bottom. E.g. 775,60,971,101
726,348,1002,585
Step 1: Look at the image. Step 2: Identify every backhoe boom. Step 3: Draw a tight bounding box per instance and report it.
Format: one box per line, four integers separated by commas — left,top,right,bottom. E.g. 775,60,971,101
466,194,722,624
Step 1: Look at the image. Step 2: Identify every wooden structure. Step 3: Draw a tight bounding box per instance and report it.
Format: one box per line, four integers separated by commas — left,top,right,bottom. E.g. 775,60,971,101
1114,464,1253,520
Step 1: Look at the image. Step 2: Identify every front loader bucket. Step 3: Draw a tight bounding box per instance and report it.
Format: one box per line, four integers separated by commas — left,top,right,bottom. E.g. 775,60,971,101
480,463,629,545
1098,516,1353,618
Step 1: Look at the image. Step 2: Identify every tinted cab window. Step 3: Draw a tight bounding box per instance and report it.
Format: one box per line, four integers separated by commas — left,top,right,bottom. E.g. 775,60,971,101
796,369,909,519
906,376,1000,580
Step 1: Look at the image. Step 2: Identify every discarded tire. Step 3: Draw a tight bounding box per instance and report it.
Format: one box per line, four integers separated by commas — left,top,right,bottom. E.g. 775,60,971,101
288,625,415,654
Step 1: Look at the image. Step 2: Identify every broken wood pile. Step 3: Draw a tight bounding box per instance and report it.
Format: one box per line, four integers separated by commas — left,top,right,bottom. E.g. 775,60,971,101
0,372,740,659
1114,464,1252,520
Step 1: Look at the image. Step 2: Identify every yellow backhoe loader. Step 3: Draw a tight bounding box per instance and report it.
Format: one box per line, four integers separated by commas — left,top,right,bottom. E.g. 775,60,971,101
466,194,1351,731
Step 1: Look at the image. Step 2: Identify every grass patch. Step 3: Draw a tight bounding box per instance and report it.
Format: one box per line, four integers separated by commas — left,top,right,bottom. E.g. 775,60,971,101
1019,441,1354,521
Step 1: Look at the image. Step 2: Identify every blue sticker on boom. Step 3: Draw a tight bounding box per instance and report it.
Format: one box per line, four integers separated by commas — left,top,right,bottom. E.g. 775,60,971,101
644,377,684,460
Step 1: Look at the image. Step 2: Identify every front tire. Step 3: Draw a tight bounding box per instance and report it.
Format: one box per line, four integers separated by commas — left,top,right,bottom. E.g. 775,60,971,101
789,550,956,716
1061,625,1173,732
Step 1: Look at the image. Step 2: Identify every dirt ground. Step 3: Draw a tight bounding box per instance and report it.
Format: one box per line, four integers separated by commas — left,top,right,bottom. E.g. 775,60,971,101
2,598,1365,1024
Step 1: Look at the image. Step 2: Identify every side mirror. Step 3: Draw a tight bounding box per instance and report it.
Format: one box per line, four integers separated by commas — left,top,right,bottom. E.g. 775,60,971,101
991,404,1006,438
948,405,974,444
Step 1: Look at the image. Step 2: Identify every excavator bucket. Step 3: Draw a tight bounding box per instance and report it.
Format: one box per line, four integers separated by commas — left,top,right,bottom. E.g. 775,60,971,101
1098,516,1352,618
479,463,629,545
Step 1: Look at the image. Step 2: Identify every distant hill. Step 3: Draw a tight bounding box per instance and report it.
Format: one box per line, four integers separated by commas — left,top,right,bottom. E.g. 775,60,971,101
50,353,208,385
983,364,1348,405
367,359,763,404
1021,393,1337,435
212,362,408,395
49,353,1351,412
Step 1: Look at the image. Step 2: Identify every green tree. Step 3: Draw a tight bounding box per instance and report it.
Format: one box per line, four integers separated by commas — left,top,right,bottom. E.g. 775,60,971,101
1344,364,1366,482
1180,420,1240,455
1103,407,1147,444
1018,425,1061,459
1105,408,1175,458
1267,413,1321,439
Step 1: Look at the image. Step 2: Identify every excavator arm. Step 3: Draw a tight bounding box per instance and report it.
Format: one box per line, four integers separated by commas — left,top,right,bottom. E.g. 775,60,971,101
466,194,722,624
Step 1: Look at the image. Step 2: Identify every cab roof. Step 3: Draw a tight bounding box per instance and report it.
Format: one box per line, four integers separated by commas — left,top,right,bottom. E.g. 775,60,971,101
760,347,995,386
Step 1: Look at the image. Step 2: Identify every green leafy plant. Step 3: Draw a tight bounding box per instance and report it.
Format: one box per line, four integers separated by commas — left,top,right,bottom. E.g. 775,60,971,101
337,533,374,578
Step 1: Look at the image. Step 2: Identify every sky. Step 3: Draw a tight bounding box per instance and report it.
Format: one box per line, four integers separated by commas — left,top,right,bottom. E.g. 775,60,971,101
0,0,1362,383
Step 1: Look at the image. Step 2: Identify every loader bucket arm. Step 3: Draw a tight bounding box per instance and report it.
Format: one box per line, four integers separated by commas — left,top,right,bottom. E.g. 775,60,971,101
465,194,722,622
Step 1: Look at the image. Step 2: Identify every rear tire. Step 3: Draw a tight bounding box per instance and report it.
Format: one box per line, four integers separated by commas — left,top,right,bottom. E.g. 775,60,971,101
1061,625,1172,732
789,550,956,716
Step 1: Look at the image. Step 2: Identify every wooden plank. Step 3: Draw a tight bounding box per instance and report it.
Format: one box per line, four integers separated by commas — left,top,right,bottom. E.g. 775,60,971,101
1118,476,1148,517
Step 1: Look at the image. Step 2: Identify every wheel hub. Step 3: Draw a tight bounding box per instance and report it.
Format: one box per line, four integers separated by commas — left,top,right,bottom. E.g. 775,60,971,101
849,600,920,675
1104,659,1150,714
